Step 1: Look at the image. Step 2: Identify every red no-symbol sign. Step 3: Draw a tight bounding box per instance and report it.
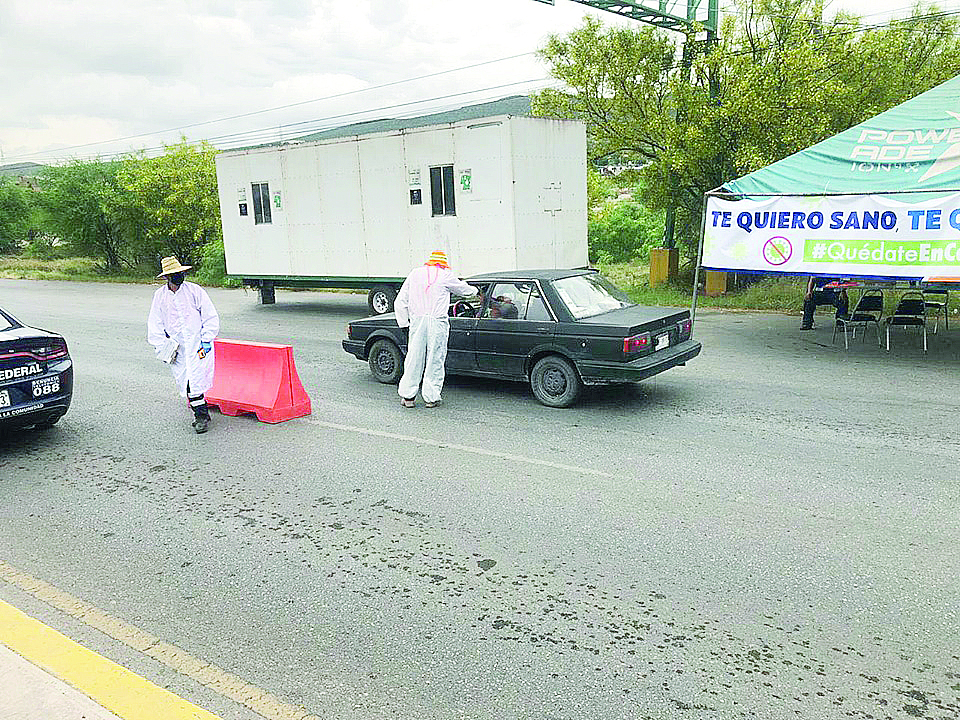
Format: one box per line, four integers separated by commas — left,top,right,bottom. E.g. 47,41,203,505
762,236,793,266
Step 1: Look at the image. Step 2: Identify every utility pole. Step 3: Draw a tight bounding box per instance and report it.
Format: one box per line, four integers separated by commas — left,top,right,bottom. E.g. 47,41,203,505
534,0,718,283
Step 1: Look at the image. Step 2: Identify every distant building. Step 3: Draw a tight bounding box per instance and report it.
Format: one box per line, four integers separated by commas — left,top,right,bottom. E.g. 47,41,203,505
0,162,45,190
595,163,644,177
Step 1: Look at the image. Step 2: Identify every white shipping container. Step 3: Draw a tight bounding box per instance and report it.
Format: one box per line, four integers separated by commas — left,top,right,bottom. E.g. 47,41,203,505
216,108,587,310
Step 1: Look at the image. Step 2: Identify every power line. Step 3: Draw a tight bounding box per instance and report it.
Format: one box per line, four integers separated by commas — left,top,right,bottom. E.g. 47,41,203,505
13,4,959,164
30,78,559,165
205,79,556,149
97,1,960,161
714,2,960,28
6,52,539,163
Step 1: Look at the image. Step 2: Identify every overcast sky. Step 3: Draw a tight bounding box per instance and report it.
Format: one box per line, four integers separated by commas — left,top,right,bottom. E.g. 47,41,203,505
0,0,949,165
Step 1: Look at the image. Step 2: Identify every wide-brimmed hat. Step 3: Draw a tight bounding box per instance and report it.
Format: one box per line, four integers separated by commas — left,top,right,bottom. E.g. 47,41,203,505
157,256,192,277
425,250,449,268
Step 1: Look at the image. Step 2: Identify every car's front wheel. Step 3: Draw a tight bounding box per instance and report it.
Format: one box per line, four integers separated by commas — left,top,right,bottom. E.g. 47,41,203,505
530,355,582,408
368,339,403,383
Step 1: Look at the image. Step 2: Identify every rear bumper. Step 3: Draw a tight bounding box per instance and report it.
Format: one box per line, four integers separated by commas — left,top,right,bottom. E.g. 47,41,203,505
577,340,702,385
0,362,73,429
342,339,366,360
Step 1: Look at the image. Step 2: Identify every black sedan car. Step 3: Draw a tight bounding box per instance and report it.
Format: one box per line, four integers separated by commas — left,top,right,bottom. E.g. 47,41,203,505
0,305,73,431
343,269,701,407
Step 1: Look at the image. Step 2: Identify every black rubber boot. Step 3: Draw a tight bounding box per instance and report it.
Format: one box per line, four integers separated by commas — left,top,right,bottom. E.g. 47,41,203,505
192,404,210,434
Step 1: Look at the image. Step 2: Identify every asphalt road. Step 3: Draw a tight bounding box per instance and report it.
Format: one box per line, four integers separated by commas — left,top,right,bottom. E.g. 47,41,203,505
1,278,958,720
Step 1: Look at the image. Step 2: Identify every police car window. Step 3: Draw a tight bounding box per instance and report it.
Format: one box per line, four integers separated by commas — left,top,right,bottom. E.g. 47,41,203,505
0,313,14,331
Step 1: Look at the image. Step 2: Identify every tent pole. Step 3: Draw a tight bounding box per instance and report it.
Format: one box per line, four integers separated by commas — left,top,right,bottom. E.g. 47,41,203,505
690,195,710,329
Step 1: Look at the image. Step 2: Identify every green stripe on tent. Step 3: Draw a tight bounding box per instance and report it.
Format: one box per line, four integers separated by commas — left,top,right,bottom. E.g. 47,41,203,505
724,75,960,195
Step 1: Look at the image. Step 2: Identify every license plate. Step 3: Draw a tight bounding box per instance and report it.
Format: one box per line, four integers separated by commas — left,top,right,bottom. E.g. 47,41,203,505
32,377,60,398
0,389,9,408
655,333,670,350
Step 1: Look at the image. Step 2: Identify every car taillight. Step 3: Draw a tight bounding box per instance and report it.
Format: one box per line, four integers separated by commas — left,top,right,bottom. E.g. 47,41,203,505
346,324,353,339
677,318,691,340
36,339,68,360
623,332,650,354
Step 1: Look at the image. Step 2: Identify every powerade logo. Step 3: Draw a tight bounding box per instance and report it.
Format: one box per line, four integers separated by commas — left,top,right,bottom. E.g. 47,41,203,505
0,363,42,381
850,111,960,182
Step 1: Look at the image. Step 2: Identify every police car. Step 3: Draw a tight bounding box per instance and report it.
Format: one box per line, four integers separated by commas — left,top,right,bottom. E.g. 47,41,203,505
0,305,73,431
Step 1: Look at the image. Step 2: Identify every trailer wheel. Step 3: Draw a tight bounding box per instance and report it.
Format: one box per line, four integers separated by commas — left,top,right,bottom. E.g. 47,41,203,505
368,339,403,384
258,282,275,305
368,285,396,315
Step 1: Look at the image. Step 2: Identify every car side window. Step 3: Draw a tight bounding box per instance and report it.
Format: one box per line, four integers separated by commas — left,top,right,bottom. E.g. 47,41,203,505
524,284,552,321
449,289,483,317
482,283,521,320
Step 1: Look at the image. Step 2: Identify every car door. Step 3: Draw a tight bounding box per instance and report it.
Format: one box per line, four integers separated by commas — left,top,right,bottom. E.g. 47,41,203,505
446,295,479,371
475,281,555,376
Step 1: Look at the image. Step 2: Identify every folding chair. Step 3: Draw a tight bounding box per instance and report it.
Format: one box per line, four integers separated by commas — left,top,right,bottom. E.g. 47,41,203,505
884,291,926,352
922,287,949,333
833,289,883,349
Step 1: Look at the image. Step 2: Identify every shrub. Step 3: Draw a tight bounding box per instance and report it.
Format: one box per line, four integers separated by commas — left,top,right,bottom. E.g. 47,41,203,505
0,178,32,253
588,190,665,264
197,236,241,287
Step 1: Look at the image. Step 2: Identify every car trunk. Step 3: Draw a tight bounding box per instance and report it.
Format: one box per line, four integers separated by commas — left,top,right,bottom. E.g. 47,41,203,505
555,306,692,364
576,305,689,334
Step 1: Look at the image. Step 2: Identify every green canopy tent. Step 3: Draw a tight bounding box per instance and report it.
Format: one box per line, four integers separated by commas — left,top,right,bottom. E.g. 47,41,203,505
698,75,960,290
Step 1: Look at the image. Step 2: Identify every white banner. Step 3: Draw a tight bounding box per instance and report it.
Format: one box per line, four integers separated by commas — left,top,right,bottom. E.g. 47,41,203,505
704,191,960,278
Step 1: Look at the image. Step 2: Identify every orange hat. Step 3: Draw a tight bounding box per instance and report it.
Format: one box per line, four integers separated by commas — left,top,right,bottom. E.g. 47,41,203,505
426,250,449,268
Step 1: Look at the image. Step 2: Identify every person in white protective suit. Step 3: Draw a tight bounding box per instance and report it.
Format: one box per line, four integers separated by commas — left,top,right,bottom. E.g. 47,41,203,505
147,256,220,433
395,250,477,408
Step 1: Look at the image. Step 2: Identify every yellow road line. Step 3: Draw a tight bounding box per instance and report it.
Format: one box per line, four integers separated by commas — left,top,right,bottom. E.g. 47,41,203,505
0,598,220,720
0,561,320,720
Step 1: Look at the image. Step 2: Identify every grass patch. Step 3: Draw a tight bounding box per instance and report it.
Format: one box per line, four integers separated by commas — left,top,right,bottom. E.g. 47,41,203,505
0,254,243,287
0,255,154,284
0,255,862,318
599,261,807,313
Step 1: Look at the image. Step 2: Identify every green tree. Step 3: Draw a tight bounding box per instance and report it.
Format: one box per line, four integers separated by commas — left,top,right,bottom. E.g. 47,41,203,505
587,169,665,263
116,139,222,271
35,159,130,271
0,177,32,254
534,0,960,258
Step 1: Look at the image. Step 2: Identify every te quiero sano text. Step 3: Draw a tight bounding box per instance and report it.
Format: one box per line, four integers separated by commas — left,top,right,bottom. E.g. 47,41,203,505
710,209,960,233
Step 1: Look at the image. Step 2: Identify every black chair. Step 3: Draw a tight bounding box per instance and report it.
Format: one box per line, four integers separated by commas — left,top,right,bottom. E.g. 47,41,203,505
833,289,883,349
884,291,926,352
922,287,949,333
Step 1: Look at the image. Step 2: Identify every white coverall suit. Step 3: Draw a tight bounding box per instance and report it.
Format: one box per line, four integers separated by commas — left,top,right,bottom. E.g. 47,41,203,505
394,264,475,404
147,281,220,398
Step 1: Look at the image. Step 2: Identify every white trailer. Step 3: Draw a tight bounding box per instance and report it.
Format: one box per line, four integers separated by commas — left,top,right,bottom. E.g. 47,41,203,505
215,100,588,313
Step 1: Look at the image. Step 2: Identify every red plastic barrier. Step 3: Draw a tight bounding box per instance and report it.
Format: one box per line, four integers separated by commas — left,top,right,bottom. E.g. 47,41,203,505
205,339,311,423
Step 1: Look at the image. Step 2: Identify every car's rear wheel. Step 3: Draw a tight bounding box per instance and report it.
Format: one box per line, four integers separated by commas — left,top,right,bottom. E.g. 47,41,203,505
530,355,582,408
368,339,403,383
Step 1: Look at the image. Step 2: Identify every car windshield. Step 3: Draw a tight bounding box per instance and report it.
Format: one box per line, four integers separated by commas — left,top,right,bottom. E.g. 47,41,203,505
553,273,633,319
0,311,15,331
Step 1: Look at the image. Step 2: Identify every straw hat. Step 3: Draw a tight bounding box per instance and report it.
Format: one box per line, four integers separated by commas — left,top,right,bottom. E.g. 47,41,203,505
425,250,449,268
157,256,192,277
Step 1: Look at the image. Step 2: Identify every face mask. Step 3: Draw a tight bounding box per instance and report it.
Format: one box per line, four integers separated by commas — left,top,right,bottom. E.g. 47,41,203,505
168,272,185,286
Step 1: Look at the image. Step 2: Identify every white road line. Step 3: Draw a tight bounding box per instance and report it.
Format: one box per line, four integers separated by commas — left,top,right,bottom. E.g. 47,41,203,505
305,418,618,479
